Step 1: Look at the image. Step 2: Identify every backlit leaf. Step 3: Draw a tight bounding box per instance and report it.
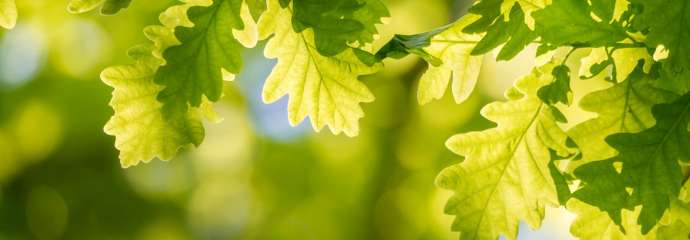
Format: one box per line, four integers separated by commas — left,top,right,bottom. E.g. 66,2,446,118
258,0,380,137
436,63,573,240
533,0,628,47
631,0,690,77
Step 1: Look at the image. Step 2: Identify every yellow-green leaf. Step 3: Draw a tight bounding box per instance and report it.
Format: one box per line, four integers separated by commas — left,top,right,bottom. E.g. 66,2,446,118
568,60,677,170
568,199,657,240
436,63,573,240
418,15,483,105
657,181,690,239
258,0,379,137
102,1,212,167
102,45,205,168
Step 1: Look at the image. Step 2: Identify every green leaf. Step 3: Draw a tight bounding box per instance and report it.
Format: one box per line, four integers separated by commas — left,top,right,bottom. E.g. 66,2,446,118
573,159,632,225
102,44,205,168
584,90,690,233
374,26,448,66
568,62,678,228
657,220,690,240
416,15,483,105
538,65,572,105
532,0,628,47
102,1,224,167
245,0,266,20
655,66,690,96
464,0,546,33
436,63,573,240
605,92,690,233
154,0,249,117
462,0,547,60
631,0,690,76
374,14,484,105
463,0,501,33
657,181,690,239
590,0,615,23
548,149,572,204
568,199,657,240
568,61,676,169
0,0,16,29
258,0,379,137
470,3,536,61
579,47,653,83
286,0,389,56
67,0,132,15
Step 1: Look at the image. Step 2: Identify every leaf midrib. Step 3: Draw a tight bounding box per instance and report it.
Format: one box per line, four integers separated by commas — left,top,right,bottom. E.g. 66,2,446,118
471,102,545,240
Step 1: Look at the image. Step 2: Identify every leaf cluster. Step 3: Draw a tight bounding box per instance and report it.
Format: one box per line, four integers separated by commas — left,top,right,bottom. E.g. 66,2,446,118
2,0,690,239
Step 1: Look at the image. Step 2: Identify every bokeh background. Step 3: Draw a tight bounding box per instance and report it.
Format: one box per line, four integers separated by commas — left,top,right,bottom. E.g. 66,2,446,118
0,0,578,239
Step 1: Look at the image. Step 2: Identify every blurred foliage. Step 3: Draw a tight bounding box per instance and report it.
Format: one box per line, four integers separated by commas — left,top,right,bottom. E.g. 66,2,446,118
0,0,573,239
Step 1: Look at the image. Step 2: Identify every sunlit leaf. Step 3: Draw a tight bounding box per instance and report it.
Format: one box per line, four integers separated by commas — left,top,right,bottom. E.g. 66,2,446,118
532,0,628,47
436,63,574,240
569,62,679,229
604,93,690,232
631,0,690,77
569,61,677,169
258,0,379,137
102,1,216,167
657,181,690,239
568,199,657,240
417,15,483,105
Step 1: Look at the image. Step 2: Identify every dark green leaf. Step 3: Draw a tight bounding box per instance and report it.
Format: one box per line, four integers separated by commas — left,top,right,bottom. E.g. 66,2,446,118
604,92,690,233
590,0,615,22
286,0,389,56
463,0,502,34
155,0,245,113
533,0,627,46
631,0,690,77
538,65,572,105
471,3,536,61
573,160,631,226
374,26,448,65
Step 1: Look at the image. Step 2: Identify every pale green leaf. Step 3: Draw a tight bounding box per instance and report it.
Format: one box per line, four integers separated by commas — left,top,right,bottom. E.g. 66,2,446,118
568,61,677,169
258,0,379,137
436,63,573,240
102,46,206,168
102,1,215,167
418,14,483,105
578,47,652,82
0,0,16,29
657,182,690,239
568,199,657,240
